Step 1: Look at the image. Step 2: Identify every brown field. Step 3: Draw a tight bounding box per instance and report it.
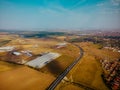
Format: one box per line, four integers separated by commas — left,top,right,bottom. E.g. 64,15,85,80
6,38,59,54
0,38,60,62
0,66,55,90
0,36,80,90
78,42,120,60
55,42,120,90
0,34,18,40
56,83,85,90
40,43,80,77
0,61,20,72
55,36,66,41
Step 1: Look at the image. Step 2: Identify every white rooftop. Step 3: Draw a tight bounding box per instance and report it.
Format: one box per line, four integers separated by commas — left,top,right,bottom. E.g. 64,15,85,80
25,52,61,68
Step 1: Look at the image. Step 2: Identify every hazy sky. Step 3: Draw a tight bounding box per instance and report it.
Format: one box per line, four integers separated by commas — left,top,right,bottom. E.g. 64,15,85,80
0,0,120,30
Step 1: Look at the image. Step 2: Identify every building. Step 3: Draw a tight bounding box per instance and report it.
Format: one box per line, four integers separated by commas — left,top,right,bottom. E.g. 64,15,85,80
100,59,120,90
25,52,60,68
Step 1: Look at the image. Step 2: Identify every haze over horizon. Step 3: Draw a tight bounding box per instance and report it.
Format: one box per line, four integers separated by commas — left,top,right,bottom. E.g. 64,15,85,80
0,0,120,30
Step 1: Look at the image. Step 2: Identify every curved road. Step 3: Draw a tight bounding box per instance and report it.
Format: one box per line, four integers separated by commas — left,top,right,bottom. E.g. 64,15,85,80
47,43,84,90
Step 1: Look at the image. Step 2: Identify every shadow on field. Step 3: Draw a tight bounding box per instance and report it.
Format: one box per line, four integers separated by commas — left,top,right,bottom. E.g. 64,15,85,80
46,60,63,76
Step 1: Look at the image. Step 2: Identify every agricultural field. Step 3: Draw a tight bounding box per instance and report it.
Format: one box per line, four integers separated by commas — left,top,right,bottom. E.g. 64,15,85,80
1,32,119,90
0,66,55,90
0,38,60,62
0,0,120,89
0,34,80,90
0,61,21,72
55,42,120,90
0,34,18,40
40,43,79,77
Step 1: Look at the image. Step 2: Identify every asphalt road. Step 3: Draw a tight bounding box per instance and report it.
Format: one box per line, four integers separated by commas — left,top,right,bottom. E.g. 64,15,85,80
47,43,84,90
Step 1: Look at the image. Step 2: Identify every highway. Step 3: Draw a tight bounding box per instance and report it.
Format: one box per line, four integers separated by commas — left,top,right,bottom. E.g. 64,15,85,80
47,43,84,90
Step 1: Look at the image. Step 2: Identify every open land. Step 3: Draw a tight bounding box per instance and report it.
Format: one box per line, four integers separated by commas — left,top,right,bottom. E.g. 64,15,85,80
0,30,120,90
55,42,120,90
0,32,80,90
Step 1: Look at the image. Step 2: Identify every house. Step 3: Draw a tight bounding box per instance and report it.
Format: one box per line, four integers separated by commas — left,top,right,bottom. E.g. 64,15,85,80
100,59,120,90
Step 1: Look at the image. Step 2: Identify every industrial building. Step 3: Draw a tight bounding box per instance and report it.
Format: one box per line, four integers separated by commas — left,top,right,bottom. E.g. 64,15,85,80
25,52,61,68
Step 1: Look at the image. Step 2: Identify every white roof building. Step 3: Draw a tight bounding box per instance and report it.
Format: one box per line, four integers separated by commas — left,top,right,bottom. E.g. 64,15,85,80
25,52,61,68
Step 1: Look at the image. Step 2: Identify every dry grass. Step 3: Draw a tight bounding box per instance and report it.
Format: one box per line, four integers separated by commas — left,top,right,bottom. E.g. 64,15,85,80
56,83,85,90
0,66,55,90
40,55,75,77
0,61,20,72
78,42,120,60
0,35,15,40
6,38,59,55
68,54,108,90
55,36,66,41
56,42,120,90
0,37,80,89
40,44,80,77
54,44,79,58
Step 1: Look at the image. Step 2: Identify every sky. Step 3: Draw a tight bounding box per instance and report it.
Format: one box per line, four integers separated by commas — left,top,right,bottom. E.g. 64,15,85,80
0,0,120,30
